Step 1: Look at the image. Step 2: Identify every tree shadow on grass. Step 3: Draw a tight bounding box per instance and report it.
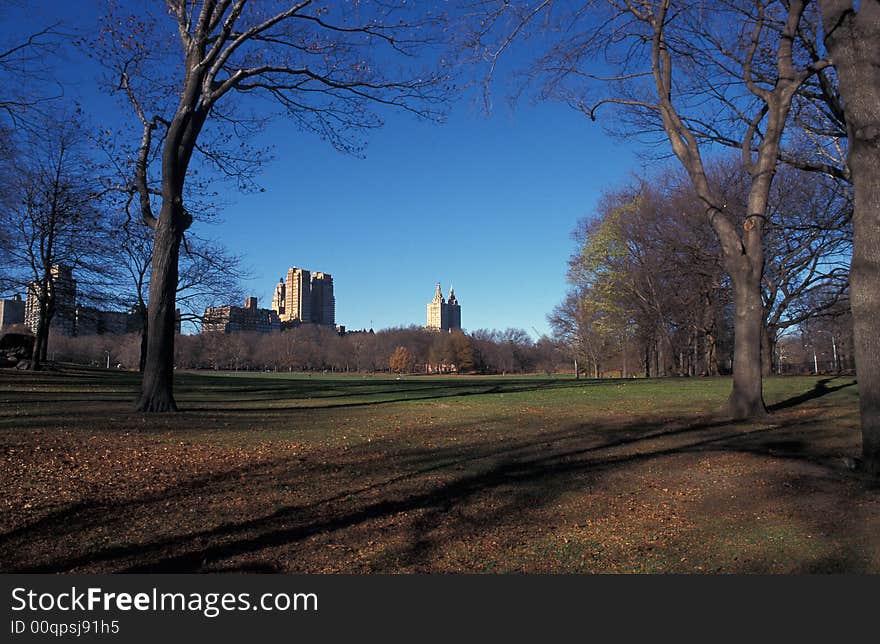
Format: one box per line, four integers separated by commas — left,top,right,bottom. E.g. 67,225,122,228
4,403,865,574
1,375,873,574
1,370,598,410
187,379,601,412
768,377,856,412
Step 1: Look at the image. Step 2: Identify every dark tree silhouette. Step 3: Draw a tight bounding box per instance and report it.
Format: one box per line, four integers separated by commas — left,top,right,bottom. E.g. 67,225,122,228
0,122,113,368
94,1,453,411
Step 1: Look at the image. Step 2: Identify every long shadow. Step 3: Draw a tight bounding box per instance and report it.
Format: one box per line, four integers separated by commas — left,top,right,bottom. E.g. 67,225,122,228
120,421,785,573
0,397,137,405
180,383,497,405
2,377,862,573
189,380,596,413
768,377,856,411
1,372,596,410
0,452,301,543
182,380,562,402
6,412,774,573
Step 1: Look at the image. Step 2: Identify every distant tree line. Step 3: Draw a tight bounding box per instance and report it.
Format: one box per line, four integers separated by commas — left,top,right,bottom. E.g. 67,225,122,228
45,314,849,378
551,162,852,379
46,325,570,376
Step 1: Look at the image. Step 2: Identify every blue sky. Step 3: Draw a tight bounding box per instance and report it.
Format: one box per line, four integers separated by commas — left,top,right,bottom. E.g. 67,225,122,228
4,1,643,337
227,103,640,334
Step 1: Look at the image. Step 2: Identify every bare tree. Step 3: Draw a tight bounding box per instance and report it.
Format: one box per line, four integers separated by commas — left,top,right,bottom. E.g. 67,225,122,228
472,0,831,418
0,17,61,132
549,289,617,378
112,215,245,370
740,0,880,473
0,16,65,277
760,166,851,372
560,171,732,379
389,345,416,374
561,160,849,379
0,121,113,368
93,1,452,411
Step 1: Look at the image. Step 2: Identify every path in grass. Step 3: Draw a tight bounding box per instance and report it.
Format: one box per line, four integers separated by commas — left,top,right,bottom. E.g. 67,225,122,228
1,369,876,573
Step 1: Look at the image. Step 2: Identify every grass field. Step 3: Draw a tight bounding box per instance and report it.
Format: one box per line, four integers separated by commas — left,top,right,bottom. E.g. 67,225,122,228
1,367,877,573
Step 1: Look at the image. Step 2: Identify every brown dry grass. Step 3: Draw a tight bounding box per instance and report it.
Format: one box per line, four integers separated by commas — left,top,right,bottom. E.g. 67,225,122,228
1,368,876,573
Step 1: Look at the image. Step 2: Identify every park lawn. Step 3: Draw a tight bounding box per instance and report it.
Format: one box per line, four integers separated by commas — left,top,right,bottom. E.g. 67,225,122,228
0,367,876,573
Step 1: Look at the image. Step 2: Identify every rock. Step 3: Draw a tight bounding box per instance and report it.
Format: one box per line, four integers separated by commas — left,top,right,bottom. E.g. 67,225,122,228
0,332,35,367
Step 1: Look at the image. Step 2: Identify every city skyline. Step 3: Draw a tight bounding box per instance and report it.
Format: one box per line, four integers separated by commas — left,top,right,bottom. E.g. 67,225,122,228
2,2,642,339
271,267,336,328
229,103,639,337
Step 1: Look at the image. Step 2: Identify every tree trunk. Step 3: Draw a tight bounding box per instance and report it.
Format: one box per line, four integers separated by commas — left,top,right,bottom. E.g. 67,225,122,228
30,292,54,370
849,132,880,475
138,324,148,373
137,303,148,372
31,320,46,370
820,0,880,475
37,323,49,363
705,333,718,376
761,325,776,377
653,339,661,377
136,213,182,412
726,270,767,418
713,139,771,419
846,88,880,473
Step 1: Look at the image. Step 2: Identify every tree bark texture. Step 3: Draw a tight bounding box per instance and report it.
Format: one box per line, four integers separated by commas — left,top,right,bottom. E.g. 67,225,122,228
821,0,880,474
138,305,148,373
761,325,776,377
136,213,183,412
727,268,768,417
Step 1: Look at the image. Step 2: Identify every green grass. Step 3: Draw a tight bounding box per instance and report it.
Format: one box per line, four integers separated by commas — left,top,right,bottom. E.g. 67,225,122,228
3,368,860,447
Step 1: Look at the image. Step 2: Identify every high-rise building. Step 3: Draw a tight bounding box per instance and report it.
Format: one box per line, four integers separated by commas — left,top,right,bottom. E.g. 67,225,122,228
271,266,335,326
271,278,286,318
0,294,25,329
447,287,461,330
25,265,77,336
426,283,461,331
74,307,136,336
310,272,336,326
427,283,448,330
285,267,312,323
23,266,140,337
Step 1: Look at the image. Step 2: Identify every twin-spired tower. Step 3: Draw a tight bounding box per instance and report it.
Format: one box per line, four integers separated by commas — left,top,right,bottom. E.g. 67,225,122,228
426,283,461,331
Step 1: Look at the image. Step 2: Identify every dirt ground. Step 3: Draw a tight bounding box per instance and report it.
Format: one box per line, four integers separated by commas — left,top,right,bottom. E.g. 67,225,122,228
1,369,877,573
